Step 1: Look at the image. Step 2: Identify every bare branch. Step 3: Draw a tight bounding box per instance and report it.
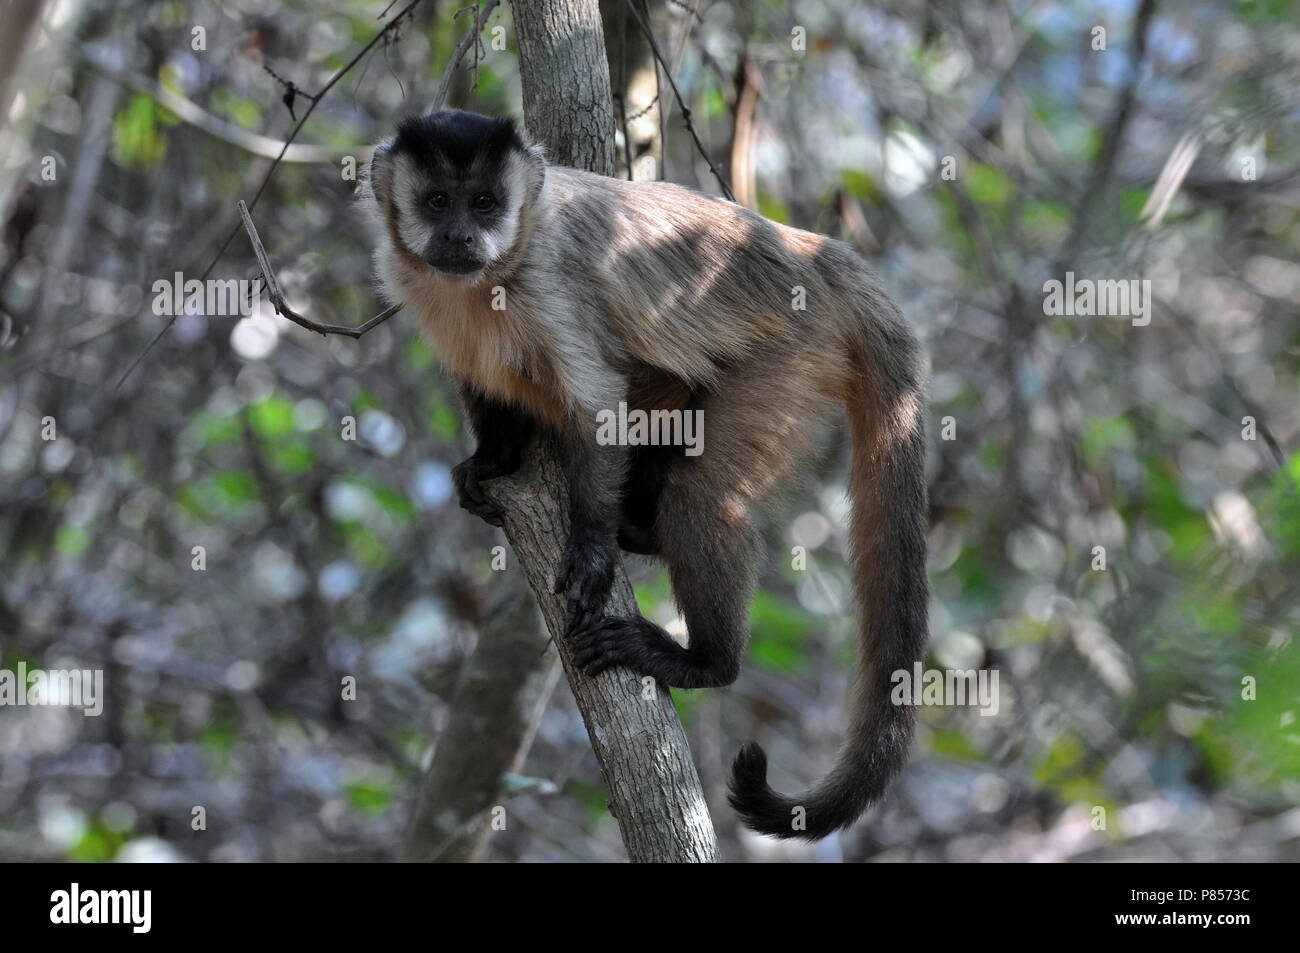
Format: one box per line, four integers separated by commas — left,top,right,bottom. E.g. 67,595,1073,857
509,0,718,863
1062,0,1159,264
236,201,399,339
431,1,504,111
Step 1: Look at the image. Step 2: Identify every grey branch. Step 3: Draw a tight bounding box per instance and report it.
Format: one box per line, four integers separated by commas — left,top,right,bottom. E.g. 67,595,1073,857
74,44,336,163
405,577,561,862
237,200,400,338
483,433,717,862
114,0,428,388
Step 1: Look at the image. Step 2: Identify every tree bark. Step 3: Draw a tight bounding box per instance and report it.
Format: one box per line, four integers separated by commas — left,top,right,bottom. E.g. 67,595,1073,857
486,432,717,862
405,576,561,862
512,0,616,174
501,0,716,863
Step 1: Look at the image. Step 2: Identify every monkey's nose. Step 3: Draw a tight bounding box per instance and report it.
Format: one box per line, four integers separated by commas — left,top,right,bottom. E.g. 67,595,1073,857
445,233,474,245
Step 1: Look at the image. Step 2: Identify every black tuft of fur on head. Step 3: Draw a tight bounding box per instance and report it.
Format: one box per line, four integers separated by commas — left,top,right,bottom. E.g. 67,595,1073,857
392,110,526,171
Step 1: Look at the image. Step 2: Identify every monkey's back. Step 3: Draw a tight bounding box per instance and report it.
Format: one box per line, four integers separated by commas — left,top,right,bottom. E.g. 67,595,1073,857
542,167,867,393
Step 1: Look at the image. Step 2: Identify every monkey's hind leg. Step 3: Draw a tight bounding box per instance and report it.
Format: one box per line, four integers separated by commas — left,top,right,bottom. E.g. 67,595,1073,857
572,351,822,686
572,462,760,689
615,444,676,556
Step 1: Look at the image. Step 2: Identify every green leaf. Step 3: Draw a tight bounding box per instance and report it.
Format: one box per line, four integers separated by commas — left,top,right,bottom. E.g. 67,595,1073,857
928,728,985,762
210,87,263,130
174,484,213,522
213,470,260,504
195,411,241,445
842,169,882,204
1196,642,1300,789
1033,731,1086,787
1080,416,1136,468
269,442,315,475
55,525,90,558
632,569,674,616
748,591,815,671
369,484,416,521
757,192,791,224
966,163,1013,207
113,94,167,170
345,782,392,815
1018,200,1070,244
429,403,461,441
67,819,127,863
248,396,296,440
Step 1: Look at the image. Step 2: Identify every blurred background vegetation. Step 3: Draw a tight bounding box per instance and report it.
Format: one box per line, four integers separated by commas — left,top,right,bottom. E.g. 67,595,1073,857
0,0,1297,862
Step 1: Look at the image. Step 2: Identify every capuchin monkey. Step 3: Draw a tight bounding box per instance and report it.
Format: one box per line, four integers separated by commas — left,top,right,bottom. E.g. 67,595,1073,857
363,110,928,841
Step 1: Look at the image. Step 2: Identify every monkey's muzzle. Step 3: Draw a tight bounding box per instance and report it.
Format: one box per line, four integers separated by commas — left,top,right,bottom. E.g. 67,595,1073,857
424,252,485,276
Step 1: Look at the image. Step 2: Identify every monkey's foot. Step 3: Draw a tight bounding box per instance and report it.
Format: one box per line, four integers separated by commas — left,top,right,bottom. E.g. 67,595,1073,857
571,616,678,679
553,536,617,635
451,456,505,527
573,616,742,688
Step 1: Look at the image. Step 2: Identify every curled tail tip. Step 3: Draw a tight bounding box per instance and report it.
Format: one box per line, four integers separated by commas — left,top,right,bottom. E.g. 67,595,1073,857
727,741,785,836
729,741,885,841
727,742,808,840
731,740,768,784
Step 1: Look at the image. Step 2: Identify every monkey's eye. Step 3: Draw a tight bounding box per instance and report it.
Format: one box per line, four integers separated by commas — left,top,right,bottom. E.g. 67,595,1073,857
472,193,496,212
427,192,449,211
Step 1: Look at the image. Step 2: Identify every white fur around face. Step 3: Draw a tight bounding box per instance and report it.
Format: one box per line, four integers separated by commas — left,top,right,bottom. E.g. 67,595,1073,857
479,149,532,264
392,155,436,261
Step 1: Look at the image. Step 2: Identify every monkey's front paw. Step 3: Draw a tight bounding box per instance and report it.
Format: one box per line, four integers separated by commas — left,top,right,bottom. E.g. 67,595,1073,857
553,536,616,635
451,456,504,527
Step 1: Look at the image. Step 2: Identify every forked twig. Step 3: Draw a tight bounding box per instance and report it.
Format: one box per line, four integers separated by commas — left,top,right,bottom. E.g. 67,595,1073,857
237,200,400,338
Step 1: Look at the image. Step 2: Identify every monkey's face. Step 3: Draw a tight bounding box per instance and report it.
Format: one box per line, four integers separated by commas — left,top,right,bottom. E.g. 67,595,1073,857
369,111,544,280
407,172,506,275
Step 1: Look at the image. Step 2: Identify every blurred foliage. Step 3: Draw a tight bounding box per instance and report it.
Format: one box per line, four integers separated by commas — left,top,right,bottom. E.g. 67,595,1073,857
0,0,1298,862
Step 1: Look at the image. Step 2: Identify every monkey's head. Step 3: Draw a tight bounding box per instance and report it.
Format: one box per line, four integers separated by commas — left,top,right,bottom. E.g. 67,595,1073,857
368,110,546,278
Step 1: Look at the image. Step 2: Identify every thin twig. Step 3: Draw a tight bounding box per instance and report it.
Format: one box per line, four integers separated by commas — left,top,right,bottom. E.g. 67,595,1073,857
431,1,502,111
1062,0,1159,265
264,64,322,122
623,0,735,200
237,201,400,338
231,2,506,342
624,92,660,123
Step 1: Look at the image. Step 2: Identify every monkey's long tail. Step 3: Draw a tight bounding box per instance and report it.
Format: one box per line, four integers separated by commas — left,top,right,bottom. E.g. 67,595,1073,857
728,308,929,840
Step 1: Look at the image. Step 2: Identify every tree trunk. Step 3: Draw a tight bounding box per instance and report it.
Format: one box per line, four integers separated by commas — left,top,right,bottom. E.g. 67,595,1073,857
513,0,616,174
500,0,717,862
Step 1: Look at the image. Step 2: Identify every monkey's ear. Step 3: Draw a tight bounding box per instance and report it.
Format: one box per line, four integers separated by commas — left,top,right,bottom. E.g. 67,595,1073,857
523,141,546,205
368,138,396,207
